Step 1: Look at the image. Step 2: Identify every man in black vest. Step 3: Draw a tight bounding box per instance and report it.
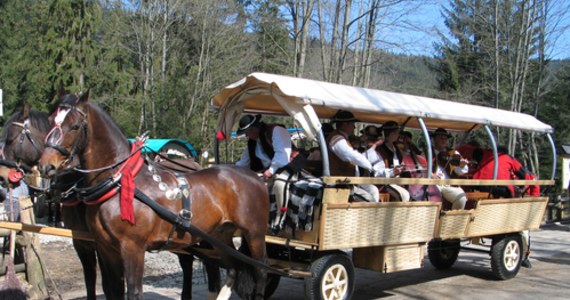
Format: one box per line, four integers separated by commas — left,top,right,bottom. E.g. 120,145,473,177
235,114,292,232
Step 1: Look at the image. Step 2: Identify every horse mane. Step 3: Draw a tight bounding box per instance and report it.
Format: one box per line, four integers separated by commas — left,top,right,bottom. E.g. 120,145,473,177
60,93,127,141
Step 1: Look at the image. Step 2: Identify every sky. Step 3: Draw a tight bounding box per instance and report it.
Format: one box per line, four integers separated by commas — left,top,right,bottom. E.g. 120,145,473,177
381,1,570,60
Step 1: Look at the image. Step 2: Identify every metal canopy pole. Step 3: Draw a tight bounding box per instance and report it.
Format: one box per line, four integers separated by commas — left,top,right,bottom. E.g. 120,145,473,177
318,129,330,177
484,125,499,180
418,118,432,179
547,133,557,180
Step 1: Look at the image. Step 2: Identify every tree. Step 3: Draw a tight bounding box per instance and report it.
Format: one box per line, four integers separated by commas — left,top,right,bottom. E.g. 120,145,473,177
431,0,566,174
252,0,292,74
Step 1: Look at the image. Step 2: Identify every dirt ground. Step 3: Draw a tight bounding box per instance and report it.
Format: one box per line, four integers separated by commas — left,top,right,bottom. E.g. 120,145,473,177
38,235,205,300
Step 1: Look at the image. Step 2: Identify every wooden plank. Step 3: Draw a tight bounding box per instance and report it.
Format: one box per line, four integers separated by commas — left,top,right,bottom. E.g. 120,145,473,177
0,221,94,241
265,235,317,249
321,176,554,186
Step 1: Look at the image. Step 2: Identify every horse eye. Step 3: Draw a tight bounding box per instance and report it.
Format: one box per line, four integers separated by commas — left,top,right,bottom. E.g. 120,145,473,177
70,124,81,131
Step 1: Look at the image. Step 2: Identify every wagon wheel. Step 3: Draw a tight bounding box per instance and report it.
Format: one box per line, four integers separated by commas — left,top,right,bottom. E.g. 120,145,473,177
428,239,460,269
304,253,355,300
491,234,522,280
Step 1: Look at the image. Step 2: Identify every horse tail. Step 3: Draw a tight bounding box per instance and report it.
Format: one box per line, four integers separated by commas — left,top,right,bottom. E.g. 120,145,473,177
233,237,258,300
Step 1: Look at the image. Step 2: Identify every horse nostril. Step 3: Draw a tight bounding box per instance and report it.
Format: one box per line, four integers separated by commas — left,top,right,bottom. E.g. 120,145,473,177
39,164,56,178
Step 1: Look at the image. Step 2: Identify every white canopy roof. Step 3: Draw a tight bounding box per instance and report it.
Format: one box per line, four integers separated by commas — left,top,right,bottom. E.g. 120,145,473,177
213,72,553,141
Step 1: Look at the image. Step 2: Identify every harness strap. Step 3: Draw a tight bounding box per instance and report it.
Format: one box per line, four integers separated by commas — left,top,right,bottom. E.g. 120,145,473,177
133,188,288,276
175,175,192,221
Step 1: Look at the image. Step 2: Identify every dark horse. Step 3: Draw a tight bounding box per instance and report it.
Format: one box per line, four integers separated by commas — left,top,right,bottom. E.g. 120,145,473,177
38,91,269,299
0,103,101,300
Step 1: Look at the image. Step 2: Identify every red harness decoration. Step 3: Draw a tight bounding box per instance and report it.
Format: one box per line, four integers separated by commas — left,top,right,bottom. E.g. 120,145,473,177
70,141,144,225
117,141,144,225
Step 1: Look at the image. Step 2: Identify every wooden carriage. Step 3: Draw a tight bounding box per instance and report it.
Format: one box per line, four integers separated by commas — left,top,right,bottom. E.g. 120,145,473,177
212,73,555,299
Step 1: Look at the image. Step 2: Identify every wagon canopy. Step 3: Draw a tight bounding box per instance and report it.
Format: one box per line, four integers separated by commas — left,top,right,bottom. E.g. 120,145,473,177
213,72,553,141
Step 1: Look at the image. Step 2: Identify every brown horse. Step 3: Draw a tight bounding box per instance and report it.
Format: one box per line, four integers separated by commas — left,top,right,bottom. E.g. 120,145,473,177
38,91,269,300
0,103,101,300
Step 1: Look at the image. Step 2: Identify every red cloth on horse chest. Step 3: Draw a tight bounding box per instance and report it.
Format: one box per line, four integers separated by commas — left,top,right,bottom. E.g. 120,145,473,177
79,142,144,225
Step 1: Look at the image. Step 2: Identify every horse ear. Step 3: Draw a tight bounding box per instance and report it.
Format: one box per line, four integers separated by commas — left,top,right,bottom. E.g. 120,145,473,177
22,102,31,118
75,90,90,115
58,80,67,97
77,89,90,105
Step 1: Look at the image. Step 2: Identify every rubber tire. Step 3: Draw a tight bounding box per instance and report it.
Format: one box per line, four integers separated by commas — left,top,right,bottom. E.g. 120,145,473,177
428,239,460,269
264,273,281,299
304,253,355,300
491,235,522,280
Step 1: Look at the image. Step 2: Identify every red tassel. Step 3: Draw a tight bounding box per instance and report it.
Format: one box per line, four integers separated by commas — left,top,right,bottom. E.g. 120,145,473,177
120,167,135,225
215,131,226,140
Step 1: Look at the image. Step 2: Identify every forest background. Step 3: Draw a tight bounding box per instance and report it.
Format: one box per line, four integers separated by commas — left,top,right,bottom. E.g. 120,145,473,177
0,0,569,186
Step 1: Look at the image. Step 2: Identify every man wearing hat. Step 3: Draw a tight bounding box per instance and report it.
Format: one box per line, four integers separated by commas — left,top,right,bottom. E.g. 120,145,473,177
360,125,382,151
235,114,292,231
431,128,469,209
365,121,410,202
327,110,379,202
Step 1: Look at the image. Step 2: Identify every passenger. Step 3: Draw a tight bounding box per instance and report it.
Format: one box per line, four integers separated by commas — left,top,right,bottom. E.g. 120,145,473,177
472,146,526,198
399,131,442,202
235,114,292,231
457,140,481,175
431,128,469,210
365,121,410,202
400,131,423,158
307,122,333,161
327,110,379,202
360,125,383,150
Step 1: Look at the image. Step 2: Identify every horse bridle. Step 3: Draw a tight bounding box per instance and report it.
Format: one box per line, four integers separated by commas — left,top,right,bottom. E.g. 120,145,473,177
6,119,45,161
44,104,88,166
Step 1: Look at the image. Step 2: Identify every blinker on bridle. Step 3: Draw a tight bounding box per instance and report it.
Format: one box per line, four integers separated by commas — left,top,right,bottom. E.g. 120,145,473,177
44,104,87,164
10,119,44,158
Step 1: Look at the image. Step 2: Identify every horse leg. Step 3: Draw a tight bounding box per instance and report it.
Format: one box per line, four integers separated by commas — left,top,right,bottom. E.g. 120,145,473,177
72,240,98,300
216,267,236,300
122,247,146,300
63,205,98,300
97,247,125,300
204,259,221,300
55,203,64,227
177,253,196,300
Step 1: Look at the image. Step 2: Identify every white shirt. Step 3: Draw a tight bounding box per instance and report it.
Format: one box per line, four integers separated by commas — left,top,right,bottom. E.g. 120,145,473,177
236,126,292,174
330,134,372,173
365,145,400,178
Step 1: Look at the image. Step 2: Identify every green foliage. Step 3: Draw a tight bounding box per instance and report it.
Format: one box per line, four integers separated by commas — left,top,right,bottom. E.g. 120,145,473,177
0,0,566,170
251,0,291,74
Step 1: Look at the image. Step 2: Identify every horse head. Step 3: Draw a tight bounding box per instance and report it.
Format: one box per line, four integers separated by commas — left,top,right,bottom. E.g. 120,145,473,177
1,102,51,167
39,90,128,180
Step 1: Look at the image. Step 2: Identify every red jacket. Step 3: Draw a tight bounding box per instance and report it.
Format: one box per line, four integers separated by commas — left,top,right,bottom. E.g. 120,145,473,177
473,150,523,196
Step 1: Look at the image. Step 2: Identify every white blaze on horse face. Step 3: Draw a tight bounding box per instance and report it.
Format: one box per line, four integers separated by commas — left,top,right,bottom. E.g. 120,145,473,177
54,108,71,126
45,108,71,145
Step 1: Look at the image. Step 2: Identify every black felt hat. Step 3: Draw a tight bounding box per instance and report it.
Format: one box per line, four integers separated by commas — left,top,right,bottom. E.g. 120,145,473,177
331,110,359,123
237,114,261,135
431,128,452,138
